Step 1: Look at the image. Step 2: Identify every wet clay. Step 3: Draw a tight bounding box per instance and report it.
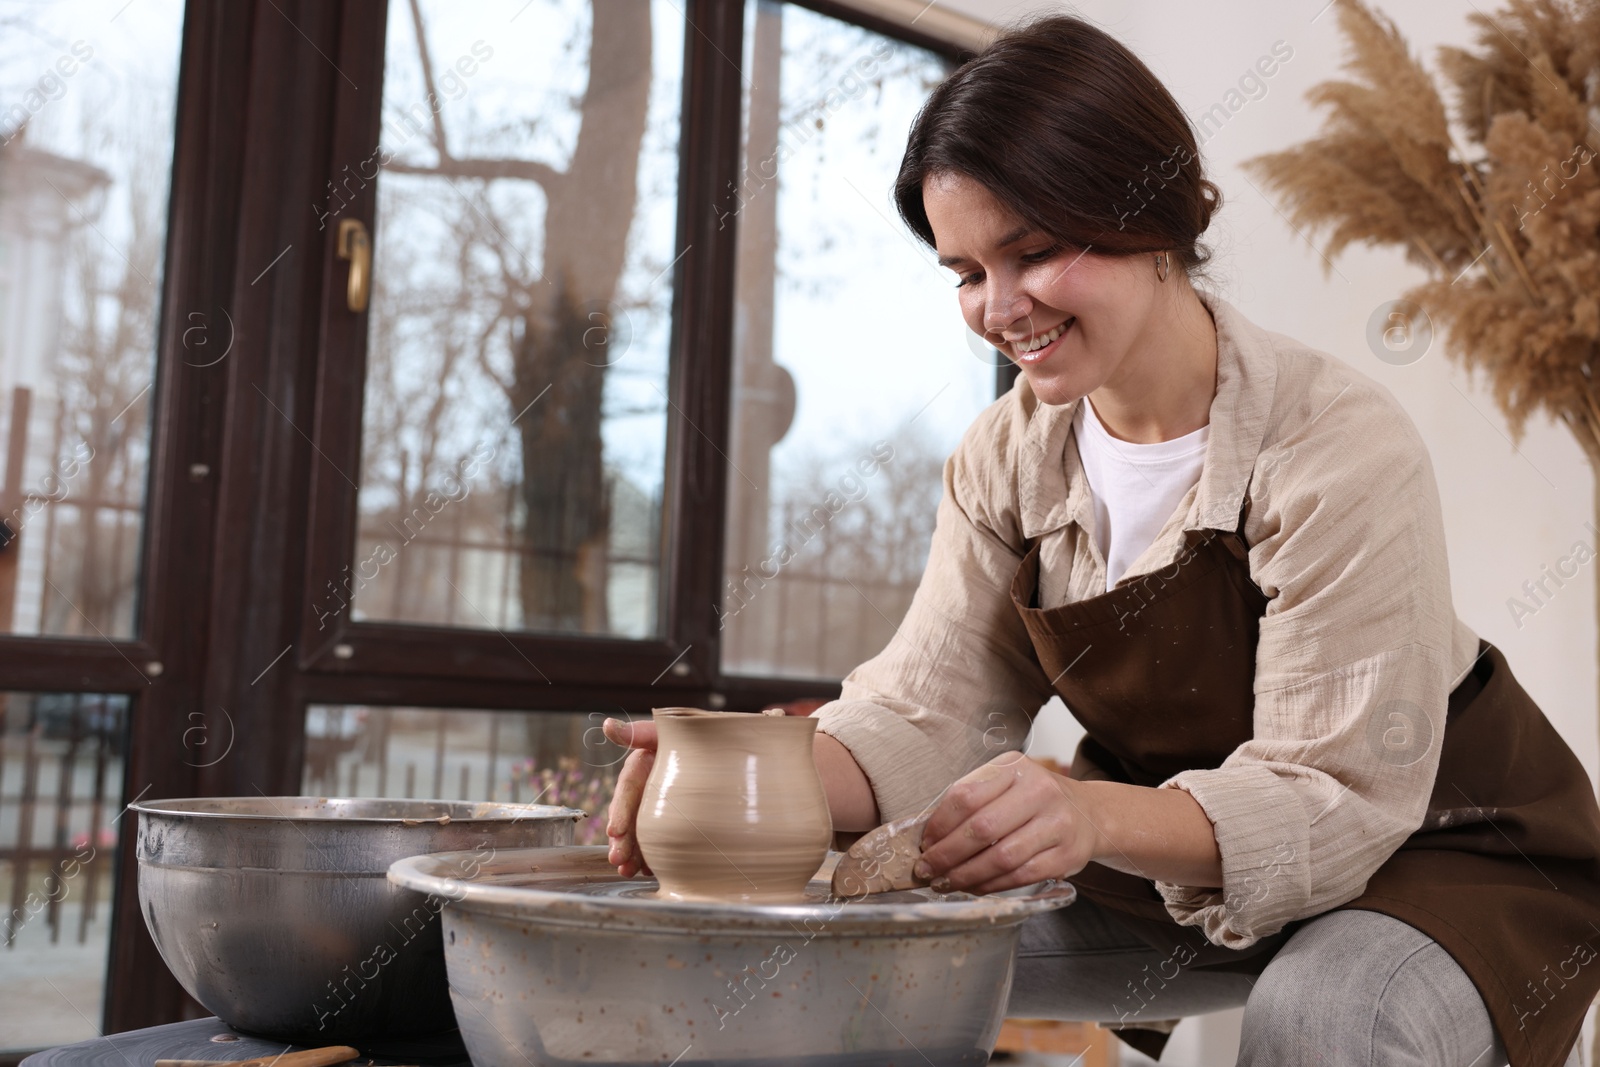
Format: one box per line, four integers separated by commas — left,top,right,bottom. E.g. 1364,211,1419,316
832,810,933,897
636,708,832,903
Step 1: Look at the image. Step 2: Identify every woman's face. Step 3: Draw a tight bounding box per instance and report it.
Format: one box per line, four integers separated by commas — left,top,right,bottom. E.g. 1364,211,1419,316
923,170,1163,407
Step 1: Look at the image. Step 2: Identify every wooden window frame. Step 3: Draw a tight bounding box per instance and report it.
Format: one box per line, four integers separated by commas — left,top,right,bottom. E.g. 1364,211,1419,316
292,0,982,714
0,0,992,1037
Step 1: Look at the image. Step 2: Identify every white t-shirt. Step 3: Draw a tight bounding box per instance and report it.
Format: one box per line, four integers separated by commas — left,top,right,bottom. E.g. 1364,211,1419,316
1072,396,1210,592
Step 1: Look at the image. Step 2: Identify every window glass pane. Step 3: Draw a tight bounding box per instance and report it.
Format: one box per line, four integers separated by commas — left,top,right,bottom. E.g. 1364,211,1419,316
301,706,625,846
347,1,682,638
0,690,129,1051
0,1,182,638
721,2,991,679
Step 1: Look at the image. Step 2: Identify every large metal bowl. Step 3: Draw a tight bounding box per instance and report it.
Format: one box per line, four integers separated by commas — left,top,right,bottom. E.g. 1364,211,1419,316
133,796,583,1042
389,845,1076,1066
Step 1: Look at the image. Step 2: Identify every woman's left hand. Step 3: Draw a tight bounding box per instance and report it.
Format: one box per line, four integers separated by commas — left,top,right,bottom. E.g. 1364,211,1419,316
914,752,1103,894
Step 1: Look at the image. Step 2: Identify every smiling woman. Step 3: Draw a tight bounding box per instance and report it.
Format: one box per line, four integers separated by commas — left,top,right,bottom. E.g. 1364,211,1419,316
894,18,1222,438
918,171,1218,438
602,12,1600,1067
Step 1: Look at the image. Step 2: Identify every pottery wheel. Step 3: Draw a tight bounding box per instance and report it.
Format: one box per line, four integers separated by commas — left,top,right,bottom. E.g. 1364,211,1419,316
388,846,1078,1067
408,844,1074,936
561,877,972,907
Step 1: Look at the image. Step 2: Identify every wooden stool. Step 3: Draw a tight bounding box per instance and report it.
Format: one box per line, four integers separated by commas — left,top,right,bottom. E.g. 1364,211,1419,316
993,1019,1119,1065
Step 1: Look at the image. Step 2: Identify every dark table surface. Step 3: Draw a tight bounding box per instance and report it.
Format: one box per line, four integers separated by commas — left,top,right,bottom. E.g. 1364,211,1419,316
20,1019,471,1067
18,1017,998,1067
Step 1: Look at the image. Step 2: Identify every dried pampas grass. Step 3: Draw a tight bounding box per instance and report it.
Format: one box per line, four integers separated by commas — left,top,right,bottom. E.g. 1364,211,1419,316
1249,6,1600,1039
1244,0,1600,458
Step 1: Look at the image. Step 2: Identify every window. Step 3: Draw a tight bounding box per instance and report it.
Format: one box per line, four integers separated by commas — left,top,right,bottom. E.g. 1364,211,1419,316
0,0,992,1034
347,0,685,639
0,690,129,1048
299,0,992,702
301,705,624,845
0,1,181,640
720,0,992,680
0,0,182,1047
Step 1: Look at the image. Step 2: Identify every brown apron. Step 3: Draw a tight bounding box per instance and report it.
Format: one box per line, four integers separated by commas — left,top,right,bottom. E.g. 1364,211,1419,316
1008,501,1600,1067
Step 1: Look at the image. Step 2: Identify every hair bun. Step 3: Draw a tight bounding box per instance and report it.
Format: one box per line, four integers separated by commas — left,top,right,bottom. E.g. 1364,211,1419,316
1197,179,1223,234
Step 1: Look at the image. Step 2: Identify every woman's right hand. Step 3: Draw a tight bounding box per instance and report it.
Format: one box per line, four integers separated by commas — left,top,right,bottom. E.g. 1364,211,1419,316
603,717,657,877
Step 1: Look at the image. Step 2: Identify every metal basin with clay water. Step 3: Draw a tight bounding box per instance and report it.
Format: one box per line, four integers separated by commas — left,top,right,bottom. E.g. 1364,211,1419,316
133,797,584,1042
389,845,1077,1067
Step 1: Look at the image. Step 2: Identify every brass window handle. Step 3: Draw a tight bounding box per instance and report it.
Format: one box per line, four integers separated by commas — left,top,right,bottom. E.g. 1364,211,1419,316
336,218,371,313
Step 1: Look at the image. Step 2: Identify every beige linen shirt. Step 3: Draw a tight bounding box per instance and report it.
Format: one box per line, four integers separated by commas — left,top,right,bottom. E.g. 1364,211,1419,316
813,290,1482,949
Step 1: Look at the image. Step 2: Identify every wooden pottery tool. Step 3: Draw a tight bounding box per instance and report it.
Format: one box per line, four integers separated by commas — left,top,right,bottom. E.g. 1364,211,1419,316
830,809,935,897
154,1045,360,1067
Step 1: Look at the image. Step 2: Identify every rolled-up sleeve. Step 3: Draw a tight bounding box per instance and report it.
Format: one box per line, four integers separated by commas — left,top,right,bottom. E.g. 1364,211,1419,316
813,399,1055,823
1154,374,1461,947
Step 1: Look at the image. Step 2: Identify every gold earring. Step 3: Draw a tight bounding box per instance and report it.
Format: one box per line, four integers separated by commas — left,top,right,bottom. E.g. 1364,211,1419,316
1155,252,1170,282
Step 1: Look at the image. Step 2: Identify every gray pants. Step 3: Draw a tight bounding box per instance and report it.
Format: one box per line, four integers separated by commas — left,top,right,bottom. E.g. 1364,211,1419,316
1006,894,1581,1066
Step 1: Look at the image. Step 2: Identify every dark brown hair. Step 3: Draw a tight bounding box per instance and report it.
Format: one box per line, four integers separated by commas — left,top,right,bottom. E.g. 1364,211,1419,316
895,16,1221,273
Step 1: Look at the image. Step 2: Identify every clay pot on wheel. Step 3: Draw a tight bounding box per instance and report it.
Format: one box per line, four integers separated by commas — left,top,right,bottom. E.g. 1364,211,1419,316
637,708,832,903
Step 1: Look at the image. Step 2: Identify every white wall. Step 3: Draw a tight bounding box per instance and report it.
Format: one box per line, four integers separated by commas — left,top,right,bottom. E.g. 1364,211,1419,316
929,1,1599,1063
